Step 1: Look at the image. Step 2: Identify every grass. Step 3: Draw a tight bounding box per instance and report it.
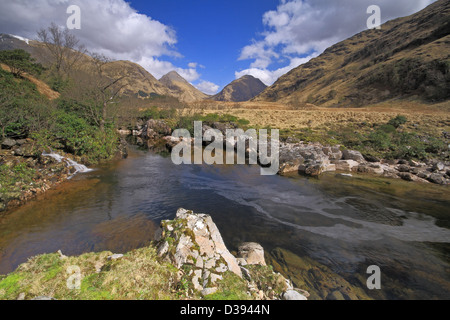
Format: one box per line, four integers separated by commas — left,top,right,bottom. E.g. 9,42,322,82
0,162,36,195
0,240,294,300
190,101,449,161
0,246,182,300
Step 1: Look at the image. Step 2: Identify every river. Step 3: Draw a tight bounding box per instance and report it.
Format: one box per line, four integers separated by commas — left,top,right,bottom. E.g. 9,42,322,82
0,145,449,299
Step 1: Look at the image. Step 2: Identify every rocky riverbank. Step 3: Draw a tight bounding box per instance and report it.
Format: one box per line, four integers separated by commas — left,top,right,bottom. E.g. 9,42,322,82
0,137,128,213
0,208,311,300
133,119,449,185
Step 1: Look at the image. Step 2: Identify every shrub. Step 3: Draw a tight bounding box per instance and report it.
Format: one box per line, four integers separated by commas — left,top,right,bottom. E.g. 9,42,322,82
0,49,43,77
387,115,408,128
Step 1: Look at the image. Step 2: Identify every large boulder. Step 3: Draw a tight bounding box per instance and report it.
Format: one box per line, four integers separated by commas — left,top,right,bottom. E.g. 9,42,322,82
237,242,266,266
155,208,242,294
282,290,308,300
1,138,17,149
141,119,172,139
342,149,365,162
279,143,334,176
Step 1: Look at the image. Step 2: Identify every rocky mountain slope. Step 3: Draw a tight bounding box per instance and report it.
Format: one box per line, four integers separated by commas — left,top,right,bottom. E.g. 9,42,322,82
254,0,450,107
212,75,267,102
0,34,203,102
159,70,208,102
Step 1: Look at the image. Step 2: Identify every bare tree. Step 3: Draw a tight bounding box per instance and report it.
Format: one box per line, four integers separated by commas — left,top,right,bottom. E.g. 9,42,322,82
65,53,126,131
91,53,126,131
37,22,86,76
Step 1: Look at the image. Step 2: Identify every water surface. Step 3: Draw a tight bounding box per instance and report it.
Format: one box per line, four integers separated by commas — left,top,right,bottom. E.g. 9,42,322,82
0,146,449,299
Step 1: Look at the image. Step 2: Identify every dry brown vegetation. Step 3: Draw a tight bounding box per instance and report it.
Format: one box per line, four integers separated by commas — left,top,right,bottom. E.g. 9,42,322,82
191,100,450,135
0,63,60,100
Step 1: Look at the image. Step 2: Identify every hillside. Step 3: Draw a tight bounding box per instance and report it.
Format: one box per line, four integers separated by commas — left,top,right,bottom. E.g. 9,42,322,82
159,70,208,102
212,75,267,102
254,0,450,107
0,34,178,101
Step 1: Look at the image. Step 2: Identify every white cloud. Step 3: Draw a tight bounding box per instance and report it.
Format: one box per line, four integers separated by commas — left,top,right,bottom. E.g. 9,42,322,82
238,0,437,85
236,55,316,86
195,81,220,95
176,67,200,83
0,0,211,87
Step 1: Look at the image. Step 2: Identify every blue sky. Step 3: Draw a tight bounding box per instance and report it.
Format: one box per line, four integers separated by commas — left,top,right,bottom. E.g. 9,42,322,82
0,0,437,94
130,0,278,90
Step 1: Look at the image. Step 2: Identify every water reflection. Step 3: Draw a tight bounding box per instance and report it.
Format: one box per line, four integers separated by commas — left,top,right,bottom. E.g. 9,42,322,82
0,146,449,299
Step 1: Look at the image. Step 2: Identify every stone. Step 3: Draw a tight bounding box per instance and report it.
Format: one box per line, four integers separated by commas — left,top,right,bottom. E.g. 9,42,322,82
236,258,247,266
398,172,414,181
416,170,431,179
1,138,16,149
192,270,203,291
31,296,56,300
57,250,67,259
428,173,446,185
201,287,218,296
333,160,360,171
342,149,365,162
141,119,172,139
397,164,411,172
237,242,266,266
326,290,346,300
432,162,445,172
282,290,308,300
156,208,242,278
108,254,124,260
322,146,342,160
240,267,251,280
364,154,380,163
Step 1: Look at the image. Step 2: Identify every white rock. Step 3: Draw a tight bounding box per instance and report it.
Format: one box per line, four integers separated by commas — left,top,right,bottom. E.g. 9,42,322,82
283,290,308,300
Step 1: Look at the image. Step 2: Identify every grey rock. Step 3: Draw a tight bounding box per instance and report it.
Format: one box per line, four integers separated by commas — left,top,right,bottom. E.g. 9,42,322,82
108,254,124,260
428,173,446,185
282,290,308,300
201,287,218,296
398,172,414,181
397,164,411,172
417,170,431,179
156,208,242,279
1,138,16,149
342,149,365,162
237,242,266,266
432,162,445,172
141,119,172,139
364,154,380,163
326,290,346,300
31,296,56,300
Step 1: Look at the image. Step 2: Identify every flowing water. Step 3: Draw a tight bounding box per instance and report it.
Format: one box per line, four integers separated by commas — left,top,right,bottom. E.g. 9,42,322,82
0,146,449,299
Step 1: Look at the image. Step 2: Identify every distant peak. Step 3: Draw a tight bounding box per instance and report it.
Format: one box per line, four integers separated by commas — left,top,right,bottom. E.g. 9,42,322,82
160,70,185,82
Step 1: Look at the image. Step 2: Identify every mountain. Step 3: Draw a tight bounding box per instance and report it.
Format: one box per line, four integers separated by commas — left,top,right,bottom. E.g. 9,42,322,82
254,0,450,107
212,75,267,102
159,71,208,102
0,34,181,101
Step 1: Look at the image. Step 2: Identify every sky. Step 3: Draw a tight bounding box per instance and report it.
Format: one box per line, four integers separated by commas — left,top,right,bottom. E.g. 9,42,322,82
0,0,437,94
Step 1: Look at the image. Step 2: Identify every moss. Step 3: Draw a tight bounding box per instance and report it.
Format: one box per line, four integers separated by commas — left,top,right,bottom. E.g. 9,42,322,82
247,265,287,296
204,271,250,300
0,273,27,298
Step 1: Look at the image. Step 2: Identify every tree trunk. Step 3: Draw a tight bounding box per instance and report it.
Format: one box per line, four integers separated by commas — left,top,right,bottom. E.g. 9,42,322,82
100,101,107,132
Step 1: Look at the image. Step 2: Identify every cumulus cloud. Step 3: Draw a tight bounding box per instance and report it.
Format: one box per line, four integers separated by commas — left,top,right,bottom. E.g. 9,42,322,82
195,81,220,95
236,55,315,86
238,0,436,85
0,0,209,84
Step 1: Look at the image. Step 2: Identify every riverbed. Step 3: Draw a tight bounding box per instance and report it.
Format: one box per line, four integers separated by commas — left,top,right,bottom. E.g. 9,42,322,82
0,145,449,299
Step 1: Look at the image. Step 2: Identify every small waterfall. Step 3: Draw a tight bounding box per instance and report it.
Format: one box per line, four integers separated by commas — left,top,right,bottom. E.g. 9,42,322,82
42,151,94,178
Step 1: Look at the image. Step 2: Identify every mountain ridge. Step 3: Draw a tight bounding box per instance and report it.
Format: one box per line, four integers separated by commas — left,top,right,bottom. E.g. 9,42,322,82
159,70,208,102
253,0,450,107
212,75,267,102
